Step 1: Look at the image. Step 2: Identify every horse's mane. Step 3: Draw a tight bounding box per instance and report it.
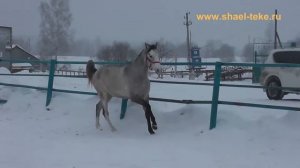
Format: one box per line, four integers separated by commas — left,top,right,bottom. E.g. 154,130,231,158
146,44,157,53
134,44,157,62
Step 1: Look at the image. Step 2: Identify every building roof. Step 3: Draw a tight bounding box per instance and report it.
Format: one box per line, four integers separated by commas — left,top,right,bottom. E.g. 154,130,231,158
5,44,39,60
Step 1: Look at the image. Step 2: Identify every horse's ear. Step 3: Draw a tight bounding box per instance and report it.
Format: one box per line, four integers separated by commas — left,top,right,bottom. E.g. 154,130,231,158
145,43,150,49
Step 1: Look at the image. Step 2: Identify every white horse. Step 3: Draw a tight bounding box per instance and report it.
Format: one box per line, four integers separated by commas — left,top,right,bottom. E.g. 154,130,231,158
86,43,161,134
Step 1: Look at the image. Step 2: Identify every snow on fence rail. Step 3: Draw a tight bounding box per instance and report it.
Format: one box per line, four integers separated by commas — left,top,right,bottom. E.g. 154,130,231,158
1,59,300,129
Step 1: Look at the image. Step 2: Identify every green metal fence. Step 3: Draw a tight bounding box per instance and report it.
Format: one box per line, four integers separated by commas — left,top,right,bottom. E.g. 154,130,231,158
1,58,300,130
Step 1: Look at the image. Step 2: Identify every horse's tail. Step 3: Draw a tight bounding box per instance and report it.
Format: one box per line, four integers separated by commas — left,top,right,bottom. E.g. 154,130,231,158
86,60,97,85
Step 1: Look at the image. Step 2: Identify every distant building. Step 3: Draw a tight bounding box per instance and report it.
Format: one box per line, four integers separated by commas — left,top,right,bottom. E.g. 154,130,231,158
0,44,40,72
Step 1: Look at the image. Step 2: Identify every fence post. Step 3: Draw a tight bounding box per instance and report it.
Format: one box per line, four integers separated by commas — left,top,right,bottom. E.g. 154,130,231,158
120,99,128,119
46,59,56,106
252,51,261,83
210,62,222,129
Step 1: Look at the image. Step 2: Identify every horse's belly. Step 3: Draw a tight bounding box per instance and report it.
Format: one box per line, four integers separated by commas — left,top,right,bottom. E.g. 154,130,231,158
101,79,129,98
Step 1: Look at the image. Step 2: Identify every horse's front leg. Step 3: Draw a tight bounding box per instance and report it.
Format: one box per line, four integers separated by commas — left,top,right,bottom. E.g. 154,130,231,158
144,103,157,130
149,106,157,130
144,106,155,134
132,98,156,134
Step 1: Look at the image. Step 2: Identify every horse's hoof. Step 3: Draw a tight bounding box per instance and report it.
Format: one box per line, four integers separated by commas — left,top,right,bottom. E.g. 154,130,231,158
111,127,117,132
149,129,155,135
152,124,158,130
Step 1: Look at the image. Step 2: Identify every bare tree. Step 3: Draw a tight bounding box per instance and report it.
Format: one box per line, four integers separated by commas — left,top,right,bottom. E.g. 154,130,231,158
202,40,222,58
97,41,136,61
69,38,100,56
294,36,300,47
200,40,235,62
38,0,73,58
156,39,174,57
241,43,254,62
173,43,187,58
172,42,198,58
216,44,235,62
264,22,274,43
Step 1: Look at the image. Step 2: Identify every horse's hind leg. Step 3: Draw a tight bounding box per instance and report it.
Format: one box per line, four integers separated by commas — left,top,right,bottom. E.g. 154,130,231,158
96,101,103,130
101,95,117,132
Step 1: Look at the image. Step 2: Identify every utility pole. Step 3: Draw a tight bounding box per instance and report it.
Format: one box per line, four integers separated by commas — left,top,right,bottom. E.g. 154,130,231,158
274,9,283,49
190,30,192,48
184,12,192,65
274,9,278,49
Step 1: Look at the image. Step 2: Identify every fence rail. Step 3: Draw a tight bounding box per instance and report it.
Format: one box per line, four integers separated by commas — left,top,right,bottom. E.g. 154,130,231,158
1,59,300,130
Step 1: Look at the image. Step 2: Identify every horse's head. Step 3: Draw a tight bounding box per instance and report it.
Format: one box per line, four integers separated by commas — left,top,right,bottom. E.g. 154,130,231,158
145,42,161,72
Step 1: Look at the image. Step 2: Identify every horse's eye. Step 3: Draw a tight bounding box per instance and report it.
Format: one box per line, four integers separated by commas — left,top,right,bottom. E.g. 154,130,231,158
150,55,153,58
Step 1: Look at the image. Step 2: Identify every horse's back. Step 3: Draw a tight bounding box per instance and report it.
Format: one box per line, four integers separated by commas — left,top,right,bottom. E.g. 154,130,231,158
93,65,130,98
92,63,150,100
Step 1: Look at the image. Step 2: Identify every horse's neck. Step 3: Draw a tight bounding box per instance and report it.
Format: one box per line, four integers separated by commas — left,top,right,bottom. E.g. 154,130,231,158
132,50,148,72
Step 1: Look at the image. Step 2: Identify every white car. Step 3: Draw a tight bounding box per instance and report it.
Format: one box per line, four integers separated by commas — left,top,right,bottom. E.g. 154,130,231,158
260,48,300,100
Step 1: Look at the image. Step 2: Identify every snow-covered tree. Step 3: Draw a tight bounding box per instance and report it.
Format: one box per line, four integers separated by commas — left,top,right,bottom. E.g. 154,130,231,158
38,0,73,58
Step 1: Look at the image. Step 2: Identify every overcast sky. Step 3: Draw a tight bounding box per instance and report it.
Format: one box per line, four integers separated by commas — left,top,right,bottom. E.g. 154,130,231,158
0,0,300,49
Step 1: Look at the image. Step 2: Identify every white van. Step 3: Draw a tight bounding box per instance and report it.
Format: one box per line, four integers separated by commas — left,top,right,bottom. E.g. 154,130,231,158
260,49,300,100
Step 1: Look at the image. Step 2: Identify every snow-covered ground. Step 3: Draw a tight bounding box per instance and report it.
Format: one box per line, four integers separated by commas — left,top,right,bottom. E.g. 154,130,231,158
1,67,300,168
